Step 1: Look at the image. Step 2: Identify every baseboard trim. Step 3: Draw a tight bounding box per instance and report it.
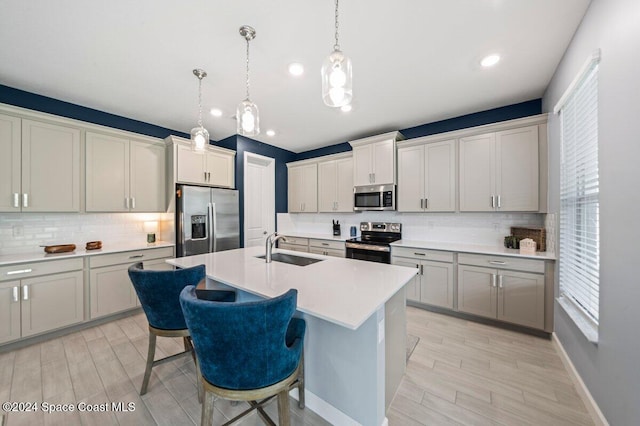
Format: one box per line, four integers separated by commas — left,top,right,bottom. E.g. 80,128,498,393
290,388,369,425
551,332,609,426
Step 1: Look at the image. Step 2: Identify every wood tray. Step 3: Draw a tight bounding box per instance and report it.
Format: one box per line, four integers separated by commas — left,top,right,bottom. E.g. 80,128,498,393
43,244,76,254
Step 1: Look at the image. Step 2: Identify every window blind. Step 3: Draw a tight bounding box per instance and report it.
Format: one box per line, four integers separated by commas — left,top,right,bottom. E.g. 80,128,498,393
559,61,600,323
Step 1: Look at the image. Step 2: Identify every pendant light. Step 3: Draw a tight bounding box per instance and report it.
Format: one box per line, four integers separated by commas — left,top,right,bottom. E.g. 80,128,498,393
321,0,352,108
190,69,209,152
237,25,260,136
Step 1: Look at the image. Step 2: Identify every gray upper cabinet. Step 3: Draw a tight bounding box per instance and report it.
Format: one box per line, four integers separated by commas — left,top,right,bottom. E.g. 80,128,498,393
86,131,166,212
318,156,353,212
459,125,539,212
1,114,81,212
288,163,318,213
350,131,403,186
397,139,456,212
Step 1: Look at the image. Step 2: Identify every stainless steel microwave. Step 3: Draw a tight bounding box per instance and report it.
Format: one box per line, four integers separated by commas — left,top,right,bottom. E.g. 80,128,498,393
353,184,395,211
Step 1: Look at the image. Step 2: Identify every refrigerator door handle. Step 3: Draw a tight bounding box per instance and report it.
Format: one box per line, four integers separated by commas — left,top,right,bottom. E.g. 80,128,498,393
211,202,217,252
207,203,215,252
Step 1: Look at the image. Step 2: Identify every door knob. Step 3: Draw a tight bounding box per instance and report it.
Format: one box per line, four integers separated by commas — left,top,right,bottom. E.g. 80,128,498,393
263,231,267,235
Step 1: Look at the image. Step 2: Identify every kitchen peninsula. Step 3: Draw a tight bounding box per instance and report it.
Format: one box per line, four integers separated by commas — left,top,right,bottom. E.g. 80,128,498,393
168,246,417,426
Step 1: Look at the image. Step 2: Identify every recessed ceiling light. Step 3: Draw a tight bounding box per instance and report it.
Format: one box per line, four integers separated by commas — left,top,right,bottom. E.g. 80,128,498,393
266,129,276,137
210,108,223,117
288,63,304,76
480,54,501,68
341,104,352,112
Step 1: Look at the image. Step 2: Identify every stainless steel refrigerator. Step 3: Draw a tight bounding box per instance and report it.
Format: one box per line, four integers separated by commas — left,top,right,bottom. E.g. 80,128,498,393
176,185,240,257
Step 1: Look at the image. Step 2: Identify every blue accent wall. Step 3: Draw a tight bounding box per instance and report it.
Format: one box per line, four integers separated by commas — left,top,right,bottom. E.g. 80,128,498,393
293,99,542,161
0,84,191,140
400,99,542,140
295,142,352,161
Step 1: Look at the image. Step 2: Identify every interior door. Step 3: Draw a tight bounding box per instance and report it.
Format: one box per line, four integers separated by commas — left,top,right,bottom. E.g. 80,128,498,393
244,152,275,247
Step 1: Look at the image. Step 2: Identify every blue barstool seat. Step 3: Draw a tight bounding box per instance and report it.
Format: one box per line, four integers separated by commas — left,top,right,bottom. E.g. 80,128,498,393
180,286,306,426
127,262,236,396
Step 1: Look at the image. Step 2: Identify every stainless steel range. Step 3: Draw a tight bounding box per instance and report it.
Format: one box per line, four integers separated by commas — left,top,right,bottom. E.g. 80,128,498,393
345,222,402,264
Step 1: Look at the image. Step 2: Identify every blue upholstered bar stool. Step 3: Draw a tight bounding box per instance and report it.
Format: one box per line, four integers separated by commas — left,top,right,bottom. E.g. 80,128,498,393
127,262,235,396
180,286,306,426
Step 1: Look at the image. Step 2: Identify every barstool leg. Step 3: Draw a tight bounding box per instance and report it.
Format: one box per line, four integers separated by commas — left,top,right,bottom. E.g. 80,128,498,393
277,389,291,426
297,352,305,409
201,389,215,426
141,331,157,395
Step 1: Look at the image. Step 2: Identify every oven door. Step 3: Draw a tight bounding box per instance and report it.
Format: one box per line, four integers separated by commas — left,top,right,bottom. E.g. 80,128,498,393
345,244,391,264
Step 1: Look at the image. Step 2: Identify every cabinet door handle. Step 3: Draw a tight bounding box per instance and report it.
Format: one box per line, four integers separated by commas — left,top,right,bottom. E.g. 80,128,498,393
204,172,207,182
13,193,19,208
23,193,28,208
12,286,19,302
498,274,503,289
125,197,129,209
420,264,424,275
372,173,376,183
6,268,33,276
413,252,425,256
491,274,497,288
420,199,424,209
131,197,136,209
491,195,495,208
424,198,428,209
322,242,329,246
207,172,211,182
129,254,144,259
23,285,29,301
497,195,501,209
489,260,506,265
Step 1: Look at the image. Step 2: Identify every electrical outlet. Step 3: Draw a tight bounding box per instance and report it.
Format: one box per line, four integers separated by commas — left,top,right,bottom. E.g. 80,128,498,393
12,225,24,237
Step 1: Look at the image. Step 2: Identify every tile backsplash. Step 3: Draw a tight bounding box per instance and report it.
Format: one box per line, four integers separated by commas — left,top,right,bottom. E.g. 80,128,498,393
278,212,545,247
0,213,174,255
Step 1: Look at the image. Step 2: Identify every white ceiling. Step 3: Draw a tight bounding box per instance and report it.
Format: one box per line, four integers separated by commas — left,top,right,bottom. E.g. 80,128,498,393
0,0,590,153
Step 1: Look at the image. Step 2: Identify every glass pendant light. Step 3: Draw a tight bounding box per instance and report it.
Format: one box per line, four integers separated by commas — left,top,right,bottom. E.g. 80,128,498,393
321,0,352,108
190,69,209,152
237,25,260,136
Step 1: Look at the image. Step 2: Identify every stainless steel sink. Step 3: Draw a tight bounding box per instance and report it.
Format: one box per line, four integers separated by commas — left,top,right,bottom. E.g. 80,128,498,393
256,253,324,266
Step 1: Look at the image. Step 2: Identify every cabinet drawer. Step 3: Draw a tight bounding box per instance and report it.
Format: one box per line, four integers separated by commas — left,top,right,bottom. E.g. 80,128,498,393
309,239,345,250
391,247,454,263
458,253,544,274
309,247,345,258
89,247,174,268
281,236,309,247
0,258,83,282
278,243,309,253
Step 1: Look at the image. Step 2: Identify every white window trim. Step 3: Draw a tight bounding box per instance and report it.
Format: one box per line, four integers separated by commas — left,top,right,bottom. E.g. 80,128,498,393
555,49,601,344
554,49,601,114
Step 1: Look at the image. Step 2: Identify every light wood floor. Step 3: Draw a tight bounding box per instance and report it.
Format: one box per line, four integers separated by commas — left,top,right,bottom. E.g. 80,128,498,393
390,307,594,426
0,307,594,425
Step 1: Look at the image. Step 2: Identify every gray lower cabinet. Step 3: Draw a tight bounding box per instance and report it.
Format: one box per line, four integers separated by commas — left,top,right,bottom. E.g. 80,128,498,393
278,236,309,253
0,258,84,344
309,239,345,258
457,264,545,330
391,248,454,308
89,247,174,319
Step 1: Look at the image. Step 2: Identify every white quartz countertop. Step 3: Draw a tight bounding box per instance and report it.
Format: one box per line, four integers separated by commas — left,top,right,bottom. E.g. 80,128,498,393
278,231,352,242
391,239,556,260
167,246,417,330
0,241,175,266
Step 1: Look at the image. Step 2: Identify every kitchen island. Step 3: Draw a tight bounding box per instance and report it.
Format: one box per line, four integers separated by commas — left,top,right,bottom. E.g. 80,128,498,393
168,246,417,426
